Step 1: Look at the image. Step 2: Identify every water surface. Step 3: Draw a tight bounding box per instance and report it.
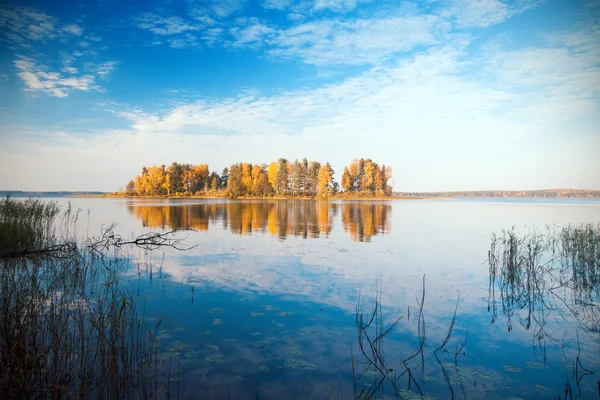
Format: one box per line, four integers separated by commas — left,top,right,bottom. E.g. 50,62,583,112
55,197,600,399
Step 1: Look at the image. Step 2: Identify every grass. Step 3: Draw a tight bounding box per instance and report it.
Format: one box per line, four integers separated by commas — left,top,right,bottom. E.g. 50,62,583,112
0,197,179,398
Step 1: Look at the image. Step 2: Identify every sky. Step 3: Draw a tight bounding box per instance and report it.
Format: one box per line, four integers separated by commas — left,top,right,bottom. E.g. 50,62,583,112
0,0,598,192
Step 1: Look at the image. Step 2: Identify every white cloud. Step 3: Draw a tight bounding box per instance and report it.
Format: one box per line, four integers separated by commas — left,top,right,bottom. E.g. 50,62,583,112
62,23,83,36
0,6,57,44
229,19,274,47
134,13,201,35
312,0,373,12
14,56,101,97
241,14,449,65
62,66,79,74
263,0,293,10
445,0,541,29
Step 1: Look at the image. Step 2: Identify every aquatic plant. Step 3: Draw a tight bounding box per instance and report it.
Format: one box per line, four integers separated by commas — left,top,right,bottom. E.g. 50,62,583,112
0,197,188,398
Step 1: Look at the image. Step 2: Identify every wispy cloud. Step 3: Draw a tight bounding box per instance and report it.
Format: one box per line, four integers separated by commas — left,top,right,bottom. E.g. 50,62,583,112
14,55,100,98
312,0,373,12
0,5,115,97
133,13,201,35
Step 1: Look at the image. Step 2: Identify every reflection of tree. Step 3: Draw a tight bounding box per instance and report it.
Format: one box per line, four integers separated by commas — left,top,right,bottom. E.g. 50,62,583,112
341,203,391,242
127,201,350,240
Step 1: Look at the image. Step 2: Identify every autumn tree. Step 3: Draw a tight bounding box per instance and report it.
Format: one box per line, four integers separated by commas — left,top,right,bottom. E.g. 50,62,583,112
317,163,332,198
241,163,253,195
146,166,165,196
209,171,221,191
267,162,279,194
341,167,352,192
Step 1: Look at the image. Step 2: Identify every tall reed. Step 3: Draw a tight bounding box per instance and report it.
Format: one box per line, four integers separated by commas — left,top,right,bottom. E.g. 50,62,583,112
0,198,172,398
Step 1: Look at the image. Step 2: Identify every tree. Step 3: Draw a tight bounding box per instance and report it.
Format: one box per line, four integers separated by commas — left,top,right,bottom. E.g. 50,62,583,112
341,167,352,192
307,161,321,196
317,163,332,198
254,170,272,196
300,158,309,195
166,162,185,194
227,164,244,198
146,166,165,196
276,158,288,195
292,160,302,196
241,163,253,195
363,159,376,192
221,168,229,189
327,162,338,194
126,180,135,194
251,165,263,196
209,171,221,191
267,162,279,193
187,164,209,193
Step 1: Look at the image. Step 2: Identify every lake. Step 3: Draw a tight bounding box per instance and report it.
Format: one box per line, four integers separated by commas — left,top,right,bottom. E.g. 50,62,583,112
49,197,600,399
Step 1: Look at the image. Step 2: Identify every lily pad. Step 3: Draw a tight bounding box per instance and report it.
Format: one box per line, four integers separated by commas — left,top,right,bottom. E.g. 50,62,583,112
205,353,224,363
156,333,172,340
285,344,302,355
503,365,522,373
396,390,435,400
205,344,219,352
526,361,544,369
535,385,554,394
285,359,316,370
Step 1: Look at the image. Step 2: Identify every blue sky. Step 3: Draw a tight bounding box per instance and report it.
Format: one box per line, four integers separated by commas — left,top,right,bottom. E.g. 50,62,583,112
0,0,598,192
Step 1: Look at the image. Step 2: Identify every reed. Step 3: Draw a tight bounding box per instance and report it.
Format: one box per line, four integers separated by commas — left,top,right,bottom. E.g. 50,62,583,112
0,197,180,398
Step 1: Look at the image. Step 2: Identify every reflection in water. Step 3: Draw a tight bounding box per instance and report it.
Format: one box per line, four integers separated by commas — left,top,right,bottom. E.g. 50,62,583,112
126,201,391,242
488,224,600,345
341,203,391,242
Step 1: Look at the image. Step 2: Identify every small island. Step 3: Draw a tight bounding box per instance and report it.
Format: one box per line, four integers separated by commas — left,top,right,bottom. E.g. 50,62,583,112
116,158,393,199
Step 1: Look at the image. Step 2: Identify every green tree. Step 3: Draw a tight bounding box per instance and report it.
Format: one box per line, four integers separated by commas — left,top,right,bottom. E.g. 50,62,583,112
227,164,244,198
221,167,229,189
276,158,288,195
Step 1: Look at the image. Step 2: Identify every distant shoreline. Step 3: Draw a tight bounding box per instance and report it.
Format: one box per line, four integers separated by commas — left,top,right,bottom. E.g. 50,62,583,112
396,189,600,198
2,188,599,199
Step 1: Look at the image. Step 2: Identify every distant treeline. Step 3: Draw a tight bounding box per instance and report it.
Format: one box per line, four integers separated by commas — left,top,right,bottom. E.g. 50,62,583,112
396,189,600,198
123,158,392,199
0,191,106,198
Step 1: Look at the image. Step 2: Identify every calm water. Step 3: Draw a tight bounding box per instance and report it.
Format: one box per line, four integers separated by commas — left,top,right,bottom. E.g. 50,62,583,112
54,198,600,399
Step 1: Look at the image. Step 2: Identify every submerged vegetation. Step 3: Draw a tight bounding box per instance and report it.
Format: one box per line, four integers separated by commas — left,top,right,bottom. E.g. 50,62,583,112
488,223,600,334
120,158,392,199
351,224,600,400
0,197,187,398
